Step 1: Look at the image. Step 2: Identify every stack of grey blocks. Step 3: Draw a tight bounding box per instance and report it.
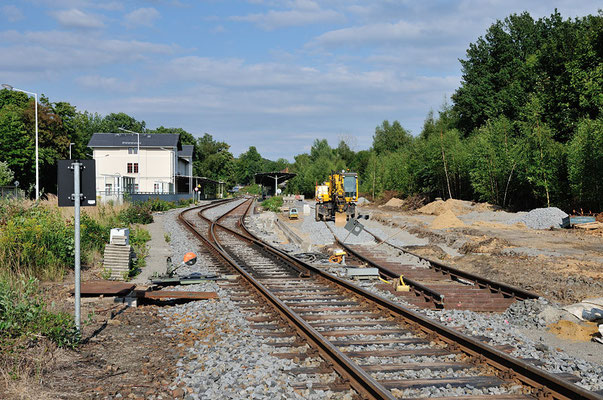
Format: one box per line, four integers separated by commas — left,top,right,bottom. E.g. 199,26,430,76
103,228,132,280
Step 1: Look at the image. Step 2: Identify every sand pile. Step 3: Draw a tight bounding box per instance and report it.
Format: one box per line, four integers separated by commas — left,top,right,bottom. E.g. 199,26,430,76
384,197,404,208
548,320,599,341
430,209,466,229
418,198,474,215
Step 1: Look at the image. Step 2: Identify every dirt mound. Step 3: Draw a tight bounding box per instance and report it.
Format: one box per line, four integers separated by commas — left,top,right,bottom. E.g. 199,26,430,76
384,197,404,208
430,209,465,229
460,237,512,254
548,320,599,341
473,202,499,212
418,198,474,216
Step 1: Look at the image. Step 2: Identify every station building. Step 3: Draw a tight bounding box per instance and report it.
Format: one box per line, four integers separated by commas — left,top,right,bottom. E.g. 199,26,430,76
88,133,224,203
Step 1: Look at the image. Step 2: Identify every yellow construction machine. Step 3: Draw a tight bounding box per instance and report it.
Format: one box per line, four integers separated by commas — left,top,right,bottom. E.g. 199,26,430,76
315,171,358,226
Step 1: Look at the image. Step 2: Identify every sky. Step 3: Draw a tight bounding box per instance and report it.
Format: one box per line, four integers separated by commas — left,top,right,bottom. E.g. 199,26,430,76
0,1,600,161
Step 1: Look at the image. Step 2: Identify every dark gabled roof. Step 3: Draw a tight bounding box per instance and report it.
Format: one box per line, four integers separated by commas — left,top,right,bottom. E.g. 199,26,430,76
88,133,181,149
179,145,194,159
254,171,296,186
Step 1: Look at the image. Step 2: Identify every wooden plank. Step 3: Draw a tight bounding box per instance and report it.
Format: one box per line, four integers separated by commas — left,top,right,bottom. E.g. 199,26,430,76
141,291,217,300
71,281,135,296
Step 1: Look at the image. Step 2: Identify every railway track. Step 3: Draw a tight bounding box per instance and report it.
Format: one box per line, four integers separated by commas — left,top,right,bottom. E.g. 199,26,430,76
323,223,538,311
179,197,601,400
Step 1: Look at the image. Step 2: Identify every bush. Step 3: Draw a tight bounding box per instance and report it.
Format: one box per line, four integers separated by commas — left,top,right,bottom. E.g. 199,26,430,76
80,213,110,254
261,196,283,212
0,276,80,351
146,198,172,212
119,203,153,225
0,204,73,279
129,227,151,277
178,198,195,206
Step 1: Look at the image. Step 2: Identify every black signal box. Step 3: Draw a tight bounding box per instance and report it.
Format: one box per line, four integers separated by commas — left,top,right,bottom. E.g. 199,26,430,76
57,160,97,207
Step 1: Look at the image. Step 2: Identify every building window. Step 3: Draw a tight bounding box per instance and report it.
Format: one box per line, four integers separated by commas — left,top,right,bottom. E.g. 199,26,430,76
123,177,135,193
128,147,138,154
154,183,160,193
105,183,112,195
127,163,139,174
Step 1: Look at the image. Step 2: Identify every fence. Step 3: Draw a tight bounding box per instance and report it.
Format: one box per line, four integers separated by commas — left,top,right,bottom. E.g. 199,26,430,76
128,193,195,203
0,186,24,199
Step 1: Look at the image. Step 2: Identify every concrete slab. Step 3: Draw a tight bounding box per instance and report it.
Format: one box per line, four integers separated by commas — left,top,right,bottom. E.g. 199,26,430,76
132,212,172,284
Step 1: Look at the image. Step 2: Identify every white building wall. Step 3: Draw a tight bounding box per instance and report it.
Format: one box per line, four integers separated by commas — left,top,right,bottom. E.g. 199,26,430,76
93,147,175,194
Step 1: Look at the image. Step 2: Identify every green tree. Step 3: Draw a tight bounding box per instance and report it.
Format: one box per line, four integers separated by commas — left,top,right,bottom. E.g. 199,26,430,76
0,161,14,185
0,104,32,191
372,120,412,154
452,11,602,140
310,139,333,161
516,99,564,207
467,117,520,206
98,112,146,133
567,118,603,210
236,146,263,185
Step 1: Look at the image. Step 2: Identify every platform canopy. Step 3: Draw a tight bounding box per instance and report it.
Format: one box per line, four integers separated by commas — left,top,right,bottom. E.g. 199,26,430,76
254,172,296,196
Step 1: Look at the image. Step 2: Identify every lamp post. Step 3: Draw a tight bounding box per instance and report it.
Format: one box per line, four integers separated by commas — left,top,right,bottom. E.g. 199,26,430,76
118,127,140,193
2,84,39,200
69,143,75,159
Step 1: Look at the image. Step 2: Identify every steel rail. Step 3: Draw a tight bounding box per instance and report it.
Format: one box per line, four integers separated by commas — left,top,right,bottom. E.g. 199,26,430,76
234,200,601,400
183,197,396,400
362,225,538,300
324,222,446,308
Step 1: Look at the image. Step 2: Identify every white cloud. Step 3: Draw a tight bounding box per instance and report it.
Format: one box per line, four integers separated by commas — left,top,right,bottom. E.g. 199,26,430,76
0,30,175,71
124,7,160,28
51,8,105,29
230,1,344,30
75,75,138,93
1,5,24,22
311,20,423,48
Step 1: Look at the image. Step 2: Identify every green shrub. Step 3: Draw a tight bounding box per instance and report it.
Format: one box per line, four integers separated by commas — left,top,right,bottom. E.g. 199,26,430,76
119,203,153,225
0,276,80,351
261,196,283,212
129,227,151,277
80,213,110,253
146,198,171,212
178,198,195,206
0,205,73,279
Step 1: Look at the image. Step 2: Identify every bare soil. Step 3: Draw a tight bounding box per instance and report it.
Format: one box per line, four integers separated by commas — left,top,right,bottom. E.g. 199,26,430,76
1,276,182,400
367,205,603,305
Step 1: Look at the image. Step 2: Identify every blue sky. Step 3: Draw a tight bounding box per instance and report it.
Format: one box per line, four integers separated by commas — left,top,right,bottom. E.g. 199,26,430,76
1,1,599,161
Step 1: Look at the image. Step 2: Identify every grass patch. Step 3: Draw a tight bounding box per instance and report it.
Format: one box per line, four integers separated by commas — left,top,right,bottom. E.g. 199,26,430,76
0,275,80,352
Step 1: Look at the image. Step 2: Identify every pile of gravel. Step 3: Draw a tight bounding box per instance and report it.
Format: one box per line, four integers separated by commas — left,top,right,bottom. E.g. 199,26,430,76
510,207,568,229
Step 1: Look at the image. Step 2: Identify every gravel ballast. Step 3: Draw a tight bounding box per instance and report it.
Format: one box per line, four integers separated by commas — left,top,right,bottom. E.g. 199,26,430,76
160,207,355,399
246,208,603,393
